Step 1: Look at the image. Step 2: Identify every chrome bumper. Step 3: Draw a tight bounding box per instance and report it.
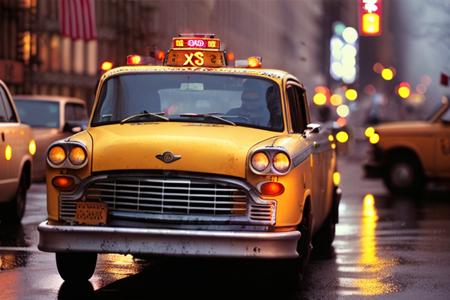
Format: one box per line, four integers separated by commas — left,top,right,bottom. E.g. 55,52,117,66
38,221,300,259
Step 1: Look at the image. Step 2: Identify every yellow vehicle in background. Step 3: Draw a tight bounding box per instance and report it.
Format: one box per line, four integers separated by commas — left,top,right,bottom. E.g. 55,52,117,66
38,34,341,281
0,80,33,223
364,96,450,194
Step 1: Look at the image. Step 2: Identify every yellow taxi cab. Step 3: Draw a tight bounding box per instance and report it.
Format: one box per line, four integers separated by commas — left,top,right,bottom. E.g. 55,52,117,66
364,96,450,194
13,95,88,181
0,80,34,223
38,34,341,281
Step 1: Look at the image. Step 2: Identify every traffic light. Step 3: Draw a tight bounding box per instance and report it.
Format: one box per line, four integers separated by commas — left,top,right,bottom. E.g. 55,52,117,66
359,0,382,36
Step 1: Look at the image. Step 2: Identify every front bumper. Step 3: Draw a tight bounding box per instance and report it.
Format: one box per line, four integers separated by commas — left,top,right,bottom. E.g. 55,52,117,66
38,221,300,259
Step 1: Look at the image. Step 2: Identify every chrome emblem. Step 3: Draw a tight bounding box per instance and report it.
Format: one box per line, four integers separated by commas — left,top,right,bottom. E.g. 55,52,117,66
156,151,181,163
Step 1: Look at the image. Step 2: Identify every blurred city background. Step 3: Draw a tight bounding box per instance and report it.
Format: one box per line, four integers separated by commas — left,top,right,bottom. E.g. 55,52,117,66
1,0,449,127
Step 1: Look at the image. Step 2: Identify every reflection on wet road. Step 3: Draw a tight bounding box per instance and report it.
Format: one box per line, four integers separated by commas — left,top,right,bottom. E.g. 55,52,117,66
1,157,450,299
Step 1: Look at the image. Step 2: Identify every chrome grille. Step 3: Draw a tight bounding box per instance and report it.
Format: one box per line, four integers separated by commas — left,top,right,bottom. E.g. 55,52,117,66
59,176,276,225
86,178,247,215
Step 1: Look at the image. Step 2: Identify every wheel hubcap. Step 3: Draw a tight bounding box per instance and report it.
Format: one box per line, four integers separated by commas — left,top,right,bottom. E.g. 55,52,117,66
391,163,414,188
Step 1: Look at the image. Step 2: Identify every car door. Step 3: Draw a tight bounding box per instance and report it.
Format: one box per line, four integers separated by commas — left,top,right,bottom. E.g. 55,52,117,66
0,83,20,202
286,82,331,230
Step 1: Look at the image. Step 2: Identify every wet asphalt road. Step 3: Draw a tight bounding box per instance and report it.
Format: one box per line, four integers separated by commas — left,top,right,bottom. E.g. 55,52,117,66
1,155,450,299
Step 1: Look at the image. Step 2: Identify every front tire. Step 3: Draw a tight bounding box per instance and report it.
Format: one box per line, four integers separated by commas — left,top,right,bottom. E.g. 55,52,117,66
6,172,28,223
384,155,424,195
56,253,98,282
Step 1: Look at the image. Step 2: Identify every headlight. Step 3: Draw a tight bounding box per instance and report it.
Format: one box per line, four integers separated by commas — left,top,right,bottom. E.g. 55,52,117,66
48,145,66,165
251,152,269,172
273,152,290,173
69,146,87,165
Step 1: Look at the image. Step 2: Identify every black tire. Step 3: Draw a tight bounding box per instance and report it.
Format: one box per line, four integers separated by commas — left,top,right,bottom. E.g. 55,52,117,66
5,172,28,223
383,154,425,195
56,252,98,282
312,209,335,254
312,188,339,254
297,205,313,272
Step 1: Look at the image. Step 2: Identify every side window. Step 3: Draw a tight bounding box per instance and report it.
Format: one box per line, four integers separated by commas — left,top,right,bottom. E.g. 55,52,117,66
0,86,17,123
286,85,307,133
66,103,87,122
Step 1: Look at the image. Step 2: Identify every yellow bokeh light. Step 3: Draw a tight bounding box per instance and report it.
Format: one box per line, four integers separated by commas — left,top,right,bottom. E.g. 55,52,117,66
369,133,380,144
328,134,334,142
333,171,341,186
336,104,350,118
363,193,375,207
381,68,394,80
345,89,358,101
365,127,375,138
398,86,411,99
5,144,12,161
330,94,343,106
336,131,349,143
29,139,37,156
331,143,336,150
313,93,327,106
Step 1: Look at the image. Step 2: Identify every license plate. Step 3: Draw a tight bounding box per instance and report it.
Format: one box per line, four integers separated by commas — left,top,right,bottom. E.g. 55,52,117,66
75,202,108,225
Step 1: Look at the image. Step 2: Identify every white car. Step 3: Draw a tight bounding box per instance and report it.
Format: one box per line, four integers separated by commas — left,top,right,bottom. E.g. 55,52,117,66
0,80,34,222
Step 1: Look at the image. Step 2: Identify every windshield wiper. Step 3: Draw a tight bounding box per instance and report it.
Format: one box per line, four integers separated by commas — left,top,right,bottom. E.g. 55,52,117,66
120,112,169,124
179,113,236,126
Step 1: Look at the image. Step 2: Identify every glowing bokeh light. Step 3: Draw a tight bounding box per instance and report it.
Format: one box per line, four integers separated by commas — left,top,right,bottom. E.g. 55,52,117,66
345,89,358,101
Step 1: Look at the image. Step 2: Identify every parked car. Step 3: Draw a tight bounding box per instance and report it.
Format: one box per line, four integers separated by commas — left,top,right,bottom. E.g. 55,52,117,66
364,96,450,194
13,95,88,181
38,34,341,282
0,80,33,222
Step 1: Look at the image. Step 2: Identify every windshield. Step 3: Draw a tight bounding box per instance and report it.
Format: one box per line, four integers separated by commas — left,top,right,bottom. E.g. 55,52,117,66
14,99,60,128
92,73,283,131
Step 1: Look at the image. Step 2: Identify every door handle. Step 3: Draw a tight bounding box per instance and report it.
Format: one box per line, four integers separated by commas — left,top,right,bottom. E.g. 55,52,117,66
1,132,4,142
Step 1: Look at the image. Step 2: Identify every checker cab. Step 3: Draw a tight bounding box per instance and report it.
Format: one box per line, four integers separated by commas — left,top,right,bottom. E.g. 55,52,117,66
38,34,341,281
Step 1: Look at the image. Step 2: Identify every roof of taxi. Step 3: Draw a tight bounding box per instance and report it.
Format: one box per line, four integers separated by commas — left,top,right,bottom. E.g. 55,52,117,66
101,66,294,83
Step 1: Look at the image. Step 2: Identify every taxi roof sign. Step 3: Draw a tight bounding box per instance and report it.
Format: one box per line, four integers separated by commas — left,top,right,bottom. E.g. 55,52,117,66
166,34,226,68
172,37,221,51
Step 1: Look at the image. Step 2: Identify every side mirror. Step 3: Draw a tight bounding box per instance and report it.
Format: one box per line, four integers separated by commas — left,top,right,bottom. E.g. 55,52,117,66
306,123,321,134
63,121,84,133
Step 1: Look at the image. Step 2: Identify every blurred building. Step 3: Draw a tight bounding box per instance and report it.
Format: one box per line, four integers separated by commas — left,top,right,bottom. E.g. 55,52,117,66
152,0,327,100
1,0,330,109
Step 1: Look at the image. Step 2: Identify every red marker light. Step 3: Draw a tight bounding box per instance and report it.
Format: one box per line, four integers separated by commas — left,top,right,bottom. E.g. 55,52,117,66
101,61,113,71
155,50,165,61
260,182,285,196
226,51,235,62
52,176,75,190
127,55,142,65
248,56,262,68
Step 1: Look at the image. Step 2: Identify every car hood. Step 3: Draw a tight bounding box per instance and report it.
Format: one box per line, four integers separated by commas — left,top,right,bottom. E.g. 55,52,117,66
87,123,279,178
375,121,432,135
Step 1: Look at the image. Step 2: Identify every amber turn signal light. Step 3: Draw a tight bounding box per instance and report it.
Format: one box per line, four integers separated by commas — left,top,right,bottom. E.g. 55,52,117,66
52,176,75,190
260,182,285,196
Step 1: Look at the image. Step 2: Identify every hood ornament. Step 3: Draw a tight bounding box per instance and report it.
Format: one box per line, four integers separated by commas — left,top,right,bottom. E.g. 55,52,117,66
156,151,181,163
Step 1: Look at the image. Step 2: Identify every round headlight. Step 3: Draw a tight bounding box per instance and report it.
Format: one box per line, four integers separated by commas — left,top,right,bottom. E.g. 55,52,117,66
48,145,66,165
273,152,290,173
251,152,269,172
69,146,87,165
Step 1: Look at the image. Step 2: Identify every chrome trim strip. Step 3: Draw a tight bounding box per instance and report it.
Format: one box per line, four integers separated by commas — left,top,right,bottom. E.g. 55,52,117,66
38,221,300,258
292,144,313,167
